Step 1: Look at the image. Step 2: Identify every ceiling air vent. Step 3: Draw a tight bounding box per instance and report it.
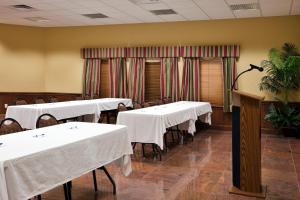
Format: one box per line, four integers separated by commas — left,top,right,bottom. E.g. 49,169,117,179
150,9,177,15
25,17,49,22
11,4,36,11
229,3,260,11
82,13,108,19
130,0,161,5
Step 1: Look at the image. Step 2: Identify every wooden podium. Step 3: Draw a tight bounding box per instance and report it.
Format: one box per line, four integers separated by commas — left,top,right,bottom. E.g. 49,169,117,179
229,90,267,198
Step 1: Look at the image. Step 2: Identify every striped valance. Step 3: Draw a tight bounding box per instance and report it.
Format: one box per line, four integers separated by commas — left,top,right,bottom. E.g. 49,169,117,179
82,47,126,58
180,45,239,58
81,45,239,59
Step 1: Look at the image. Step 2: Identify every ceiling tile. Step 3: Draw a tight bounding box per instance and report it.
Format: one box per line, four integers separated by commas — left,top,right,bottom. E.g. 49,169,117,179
193,0,235,19
260,0,292,16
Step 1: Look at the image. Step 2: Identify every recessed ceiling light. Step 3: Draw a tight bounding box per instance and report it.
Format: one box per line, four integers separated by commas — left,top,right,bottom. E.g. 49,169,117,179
82,13,108,19
150,9,177,15
229,3,260,11
25,17,49,22
10,4,36,12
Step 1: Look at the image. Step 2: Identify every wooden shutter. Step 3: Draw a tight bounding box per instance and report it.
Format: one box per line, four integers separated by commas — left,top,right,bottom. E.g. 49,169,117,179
200,58,223,106
100,60,109,98
145,61,160,101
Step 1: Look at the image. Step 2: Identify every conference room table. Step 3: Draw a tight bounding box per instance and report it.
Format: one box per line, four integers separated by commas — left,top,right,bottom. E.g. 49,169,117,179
117,101,212,150
0,122,133,200
5,98,132,129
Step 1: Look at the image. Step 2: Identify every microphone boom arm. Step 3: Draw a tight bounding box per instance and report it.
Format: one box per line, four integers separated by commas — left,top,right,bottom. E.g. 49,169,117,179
231,68,253,91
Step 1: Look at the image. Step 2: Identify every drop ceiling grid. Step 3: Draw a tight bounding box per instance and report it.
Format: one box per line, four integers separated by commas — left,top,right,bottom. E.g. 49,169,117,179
0,0,297,27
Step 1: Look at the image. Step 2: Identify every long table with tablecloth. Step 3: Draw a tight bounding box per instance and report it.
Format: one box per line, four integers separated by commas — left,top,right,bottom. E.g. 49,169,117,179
117,101,212,150
0,122,133,200
5,98,132,129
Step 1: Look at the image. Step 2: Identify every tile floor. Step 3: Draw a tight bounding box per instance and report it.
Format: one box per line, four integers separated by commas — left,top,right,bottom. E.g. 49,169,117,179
43,129,300,200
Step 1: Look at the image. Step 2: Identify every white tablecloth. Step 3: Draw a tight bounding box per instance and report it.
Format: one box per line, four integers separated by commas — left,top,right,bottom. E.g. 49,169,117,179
5,98,132,129
0,122,133,200
117,101,212,149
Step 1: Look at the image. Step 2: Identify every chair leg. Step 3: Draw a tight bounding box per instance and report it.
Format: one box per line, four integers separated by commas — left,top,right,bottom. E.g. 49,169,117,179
63,183,69,200
154,144,162,161
100,166,116,195
142,144,146,157
132,142,137,150
68,181,72,200
92,170,98,192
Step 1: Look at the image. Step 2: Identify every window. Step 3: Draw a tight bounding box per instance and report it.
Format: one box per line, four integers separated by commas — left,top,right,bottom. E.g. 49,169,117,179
100,60,109,98
200,58,223,106
145,61,160,101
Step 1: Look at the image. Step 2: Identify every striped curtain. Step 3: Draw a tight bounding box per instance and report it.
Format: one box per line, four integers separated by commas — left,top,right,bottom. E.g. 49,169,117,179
181,58,200,101
127,58,145,103
109,58,128,98
83,59,101,98
160,58,180,101
222,57,237,112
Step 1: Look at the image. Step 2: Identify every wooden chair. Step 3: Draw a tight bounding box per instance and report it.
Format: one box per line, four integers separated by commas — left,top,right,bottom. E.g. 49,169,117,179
143,102,151,108
49,97,58,103
163,97,172,104
35,98,46,104
84,96,91,100
0,118,23,135
75,96,84,100
155,99,164,105
15,98,27,105
117,103,127,112
36,114,58,128
133,102,142,109
92,95,99,99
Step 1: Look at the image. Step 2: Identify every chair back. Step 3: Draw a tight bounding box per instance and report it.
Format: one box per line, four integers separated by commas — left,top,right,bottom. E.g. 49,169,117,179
143,102,151,108
155,99,164,105
117,103,127,112
163,97,172,104
49,97,58,103
75,96,84,100
36,114,58,128
15,99,27,105
0,118,23,135
133,102,142,109
35,98,46,104
92,95,99,99
84,96,91,100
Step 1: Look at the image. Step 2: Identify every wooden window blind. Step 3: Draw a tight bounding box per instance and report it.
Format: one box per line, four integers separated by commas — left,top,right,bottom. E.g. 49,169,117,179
200,58,223,106
100,60,109,98
145,62,160,101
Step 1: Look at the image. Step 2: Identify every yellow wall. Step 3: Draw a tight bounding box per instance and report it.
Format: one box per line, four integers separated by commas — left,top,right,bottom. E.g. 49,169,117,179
0,24,45,92
1,16,300,101
44,15,300,101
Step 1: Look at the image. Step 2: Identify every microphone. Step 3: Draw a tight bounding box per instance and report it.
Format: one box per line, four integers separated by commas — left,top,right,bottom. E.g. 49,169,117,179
231,64,264,90
250,64,264,72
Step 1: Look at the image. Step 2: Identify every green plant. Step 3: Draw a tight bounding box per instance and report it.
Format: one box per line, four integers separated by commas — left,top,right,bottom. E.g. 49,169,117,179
259,43,300,104
265,104,300,128
260,43,300,129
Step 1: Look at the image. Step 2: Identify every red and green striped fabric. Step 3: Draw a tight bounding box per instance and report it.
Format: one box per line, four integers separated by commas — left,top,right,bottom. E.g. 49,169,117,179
180,45,239,58
82,48,126,58
222,57,237,112
181,58,200,101
126,46,180,58
127,58,145,103
83,59,101,98
160,58,180,101
81,45,239,58
109,58,128,98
